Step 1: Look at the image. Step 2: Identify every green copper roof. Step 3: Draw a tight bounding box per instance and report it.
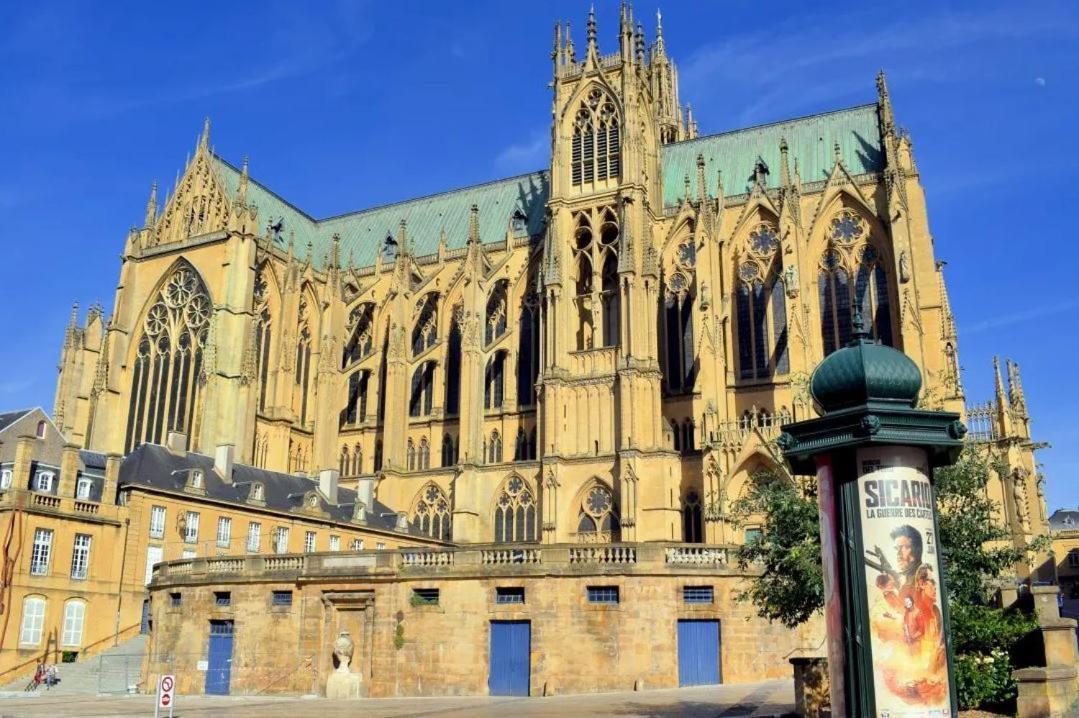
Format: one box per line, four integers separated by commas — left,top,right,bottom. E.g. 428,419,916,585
211,103,882,270
810,320,922,414
662,104,883,204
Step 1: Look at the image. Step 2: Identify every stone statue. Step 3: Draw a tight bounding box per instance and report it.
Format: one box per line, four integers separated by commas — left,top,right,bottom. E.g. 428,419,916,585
326,630,361,698
333,631,354,672
899,251,911,283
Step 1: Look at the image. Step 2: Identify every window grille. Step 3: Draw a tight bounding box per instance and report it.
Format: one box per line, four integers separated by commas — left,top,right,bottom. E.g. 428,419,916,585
30,529,53,575
272,591,293,607
329,535,340,552
683,586,714,604
351,539,365,551
33,471,54,492
495,587,525,604
76,477,93,500
70,534,91,580
586,586,619,604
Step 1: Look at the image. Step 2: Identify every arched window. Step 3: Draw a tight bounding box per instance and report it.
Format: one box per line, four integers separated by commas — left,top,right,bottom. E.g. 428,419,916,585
409,362,435,417
670,419,682,451
601,253,620,347
664,237,696,392
124,263,212,453
341,303,374,367
682,420,695,453
485,281,508,346
819,209,893,355
406,439,417,471
576,483,619,543
488,431,503,464
294,295,314,426
571,88,620,186
411,294,438,356
494,476,538,542
517,290,540,407
682,490,703,543
735,223,788,379
61,599,86,647
513,428,528,461
418,437,430,470
339,446,350,475
444,310,462,415
441,434,457,467
254,308,272,412
35,420,46,439
573,209,620,349
352,443,363,475
343,370,370,426
374,439,383,472
484,352,505,410
411,483,451,540
19,596,45,646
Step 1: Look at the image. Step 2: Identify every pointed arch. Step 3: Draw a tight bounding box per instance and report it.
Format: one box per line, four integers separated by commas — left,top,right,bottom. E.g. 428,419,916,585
570,478,619,543
566,84,622,187
293,282,320,427
734,217,789,379
252,260,280,414
493,474,538,543
412,292,439,357
410,482,451,540
342,302,376,368
123,258,213,453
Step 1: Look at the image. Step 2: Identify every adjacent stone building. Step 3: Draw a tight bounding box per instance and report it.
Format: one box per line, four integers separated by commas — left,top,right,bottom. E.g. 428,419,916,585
35,5,1053,698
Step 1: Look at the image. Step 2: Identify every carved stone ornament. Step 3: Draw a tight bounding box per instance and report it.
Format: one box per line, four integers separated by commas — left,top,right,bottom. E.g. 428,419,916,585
333,631,354,672
899,251,911,283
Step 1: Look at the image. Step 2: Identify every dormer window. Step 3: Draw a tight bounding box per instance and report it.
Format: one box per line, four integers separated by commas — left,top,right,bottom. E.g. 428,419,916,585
76,477,93,500
35,421,46,439
33,471,55,493
0,469,12,490
189,470,204,489
251,483,264,502
511,210,527,233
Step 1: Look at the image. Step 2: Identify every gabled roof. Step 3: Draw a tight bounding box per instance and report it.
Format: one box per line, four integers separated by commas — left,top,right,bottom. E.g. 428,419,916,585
0,408,35,436
119,444,433,539
212,103,882,270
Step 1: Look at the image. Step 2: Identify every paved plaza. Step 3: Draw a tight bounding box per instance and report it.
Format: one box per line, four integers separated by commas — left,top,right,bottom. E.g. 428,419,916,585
0,679,793,717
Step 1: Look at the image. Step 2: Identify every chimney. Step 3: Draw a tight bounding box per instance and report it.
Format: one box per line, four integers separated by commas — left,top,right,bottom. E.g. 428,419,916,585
166,431,188,455
13,435,36,490
103,453,122,504
355,476,375,514
318,468,339,504
59,443,80,498
214,444,234,483
395,512,410,532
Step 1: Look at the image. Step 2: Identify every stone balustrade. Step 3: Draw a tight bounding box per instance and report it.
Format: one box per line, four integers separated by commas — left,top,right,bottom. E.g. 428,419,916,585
0,488,122,524
149,541,742,587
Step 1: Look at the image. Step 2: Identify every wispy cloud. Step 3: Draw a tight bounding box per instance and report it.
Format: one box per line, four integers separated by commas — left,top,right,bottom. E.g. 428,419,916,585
963,300,1079,336
495,130,548,173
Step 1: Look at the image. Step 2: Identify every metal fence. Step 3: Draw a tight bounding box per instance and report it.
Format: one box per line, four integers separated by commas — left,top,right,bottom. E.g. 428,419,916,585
96,652,144,695
145,653,317,696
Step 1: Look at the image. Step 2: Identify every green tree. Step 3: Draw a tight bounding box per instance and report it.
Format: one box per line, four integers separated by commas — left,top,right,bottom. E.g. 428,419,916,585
730,447,1043,710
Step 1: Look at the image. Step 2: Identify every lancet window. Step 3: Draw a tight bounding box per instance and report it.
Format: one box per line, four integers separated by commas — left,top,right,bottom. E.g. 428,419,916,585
494,476,537,543
517,289,540,407
412,294,438,356
252,265,273,413
343,370,370,426
294,297,313,426
411,483,451,541
487,431,503,464
342,303,374,367
682,490,703,543
513,427,538,461
409,361,436,417
572,209,620,350
735,223,789,380
484,351,505,410
664,238,696,393
441,434,457,467
576,483,619,543
571,88,621,186
485,281,508,346
124,263,212,453
818,209,893,355
444,309,462,415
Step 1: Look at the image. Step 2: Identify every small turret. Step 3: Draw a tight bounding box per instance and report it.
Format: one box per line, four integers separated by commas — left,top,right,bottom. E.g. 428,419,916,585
199,116,211,151
695,153,706,203
238,155,249,204
144,181,158,228
1006,359,1026,412
876,69,896,137
585,4,598,63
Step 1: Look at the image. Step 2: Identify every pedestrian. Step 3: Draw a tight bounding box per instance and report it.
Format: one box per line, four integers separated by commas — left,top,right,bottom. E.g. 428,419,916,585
27,662,43,691
45,663,58,690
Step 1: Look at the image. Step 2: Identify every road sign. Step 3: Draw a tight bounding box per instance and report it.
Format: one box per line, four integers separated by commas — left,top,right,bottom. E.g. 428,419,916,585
155,674,176,718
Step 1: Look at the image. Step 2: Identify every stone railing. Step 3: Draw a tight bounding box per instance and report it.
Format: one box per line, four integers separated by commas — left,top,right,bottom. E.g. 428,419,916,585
0,488,122,523
149,541,740,587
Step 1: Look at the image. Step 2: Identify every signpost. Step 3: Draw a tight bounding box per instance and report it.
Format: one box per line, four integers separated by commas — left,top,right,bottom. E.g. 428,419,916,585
155,674,176,718
779,312,965,717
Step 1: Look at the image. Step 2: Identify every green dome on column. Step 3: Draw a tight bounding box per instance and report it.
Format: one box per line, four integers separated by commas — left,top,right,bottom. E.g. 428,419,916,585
810,312,922,414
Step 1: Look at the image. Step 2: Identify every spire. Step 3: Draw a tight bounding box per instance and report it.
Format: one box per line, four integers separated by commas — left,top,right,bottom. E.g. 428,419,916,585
655,9,665,54
68,302,79,330
144,180,158,228
876,69,895,136
199,116,211,151
779,138,790,187
586,4,598,61
468,203,480,245
1006,359,1026,410
397,219,409,257
330,233,341,269
238,155,249,203
552,22,562,69
685,104,697,138
619,2,633,61
695,153,706,203
565,23,576,63
635,22,645,63
993,356,1006,405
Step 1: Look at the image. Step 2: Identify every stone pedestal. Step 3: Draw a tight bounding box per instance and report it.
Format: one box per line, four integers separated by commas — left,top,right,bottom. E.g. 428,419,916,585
790,656,831,718
326,670,361,699
1013,585,1079,717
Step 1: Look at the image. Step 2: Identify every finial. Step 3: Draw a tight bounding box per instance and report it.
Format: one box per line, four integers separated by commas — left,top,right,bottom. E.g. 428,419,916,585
397,219,409,255
993,356,1006,402
1007,359,1026,408
199,116,211,150
144,180,158,227
305,240,313,266
468,203,480,244
779,137,790,186
683,174,691,202
696,153,706,202
850,303,871,343
635,22,645,62
655,8,665,53
565,23,576,62
331,233,341,269
876,68,896,134
238,155,249,202
346,248,355,270
68,302,79,328
552,22,562,64
586,4,597,55
833,140,843,164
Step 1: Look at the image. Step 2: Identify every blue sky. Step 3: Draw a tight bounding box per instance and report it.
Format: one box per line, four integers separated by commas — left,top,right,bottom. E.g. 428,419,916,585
1,1,1076,508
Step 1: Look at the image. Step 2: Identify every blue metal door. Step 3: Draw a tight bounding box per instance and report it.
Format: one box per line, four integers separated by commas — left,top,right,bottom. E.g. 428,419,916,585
677,619,720,686
489,620,530,696
205,620,234,695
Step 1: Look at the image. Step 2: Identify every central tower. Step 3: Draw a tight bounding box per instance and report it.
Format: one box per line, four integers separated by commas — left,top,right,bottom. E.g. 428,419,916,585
539,6,692,543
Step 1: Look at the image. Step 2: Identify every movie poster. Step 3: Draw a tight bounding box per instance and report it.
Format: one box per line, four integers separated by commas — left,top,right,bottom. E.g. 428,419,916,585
857,446,952,718
816,455,847,718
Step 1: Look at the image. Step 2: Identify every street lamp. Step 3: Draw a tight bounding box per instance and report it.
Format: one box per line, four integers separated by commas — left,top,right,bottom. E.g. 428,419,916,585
779,312,966,717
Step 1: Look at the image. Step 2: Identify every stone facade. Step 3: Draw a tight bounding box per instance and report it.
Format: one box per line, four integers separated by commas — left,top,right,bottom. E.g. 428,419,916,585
146,545,822,697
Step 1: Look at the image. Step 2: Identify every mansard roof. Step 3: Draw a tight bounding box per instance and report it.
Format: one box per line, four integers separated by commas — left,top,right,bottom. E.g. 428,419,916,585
212,103,882,270
119,443,432,539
